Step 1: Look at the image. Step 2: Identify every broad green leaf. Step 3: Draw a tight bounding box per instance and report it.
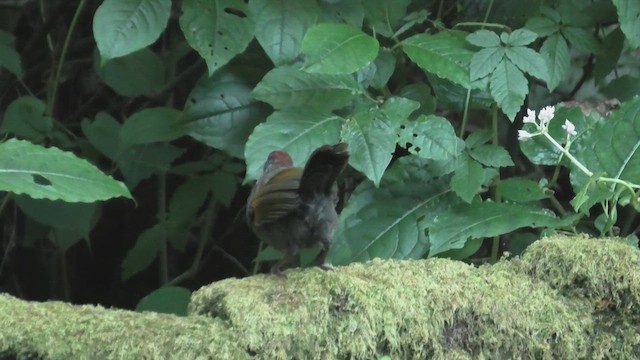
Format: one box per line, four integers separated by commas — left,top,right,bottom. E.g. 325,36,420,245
505,46,548,82
252,67,362,110
428,75,492,112
469,144,514,167
490,59,528,121
168,176,212,226
601,75,640,101
118,143,185,189
561,26,599,53
95,48,165,97
503,29,538,46
0,139,131,202
496,178,547,203
1,96,53,139
93,0,171,63
470,47,505,81
398,115,465,160
14,196,98,250
429,202,559,256
398,83,437,117
210,171,240,207
320,0,364,28
612,0,640,48
303,23,378,74
185,69,268,159
81,113,121,161
594,28,625,84
451,155,484,203
135,286,191,316
525,16,559,37
362,0,410,38
122,223,164,280
402,31,480,89
540,34,570,91
341,107,395,186
438,238,483,260
244,108,342,181
250,0,319,65
121,107,185,147
369,50,396,89
464,130,492,149
466,30,500,48
0,30,22,77
380,96,420,127
180,0,254,75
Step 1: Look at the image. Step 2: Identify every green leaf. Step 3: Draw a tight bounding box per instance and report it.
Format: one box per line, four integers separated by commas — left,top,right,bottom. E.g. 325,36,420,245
428,75,492,112
466,29,501,48
561,26,599,53
341,107,395,186
451,155,484,203
429,202,559,256
594,28,625,84
185,69,268,159
252,67,362,110
210,171,240,207
0,139,132,202
489,59,528,121
135,286,191,316
464,130,492,149
398,115,465,160
95,48,165,97
81,113,121,161
179,0,254,75
496,178,547,203
505,46,548,81
320,0,364,28
469,144,514,167
122,223,164,280
362,0,411,38
14,196,98,250
402,31,480,89
437,238,483,260
380,96,420,127
121,107,185,147
244,108,342,181
118,143,185,189
369,50,396,89
0,30,22,77
503,29,538,46
168,176,212,225
93,0,171,63
525,16,559,37
469,47,505,81
1,96,53,139
612,0,640,48
540,34,570,91
398,83,437,116
303,23,379,74
601,75,640,102
250,0,319,65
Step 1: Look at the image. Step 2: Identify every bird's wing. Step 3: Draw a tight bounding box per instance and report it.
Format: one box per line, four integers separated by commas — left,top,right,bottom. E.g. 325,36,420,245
249,168,303,226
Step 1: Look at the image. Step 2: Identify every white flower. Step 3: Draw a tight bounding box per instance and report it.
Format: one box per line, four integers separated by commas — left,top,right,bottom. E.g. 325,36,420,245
523,109,536,124
562,119,577,136
538,106,555,126
518,130,533,141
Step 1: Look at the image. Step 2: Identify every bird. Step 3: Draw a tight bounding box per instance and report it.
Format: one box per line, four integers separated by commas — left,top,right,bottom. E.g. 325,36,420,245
246,143,349,276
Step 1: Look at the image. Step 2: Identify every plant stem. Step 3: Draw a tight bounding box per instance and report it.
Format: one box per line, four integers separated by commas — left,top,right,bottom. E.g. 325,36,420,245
158,173,169,285
460,88,471,136
490,103,500,262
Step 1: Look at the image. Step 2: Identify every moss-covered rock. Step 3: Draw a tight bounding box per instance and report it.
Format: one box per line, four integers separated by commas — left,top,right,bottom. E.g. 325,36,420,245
1,235,639,359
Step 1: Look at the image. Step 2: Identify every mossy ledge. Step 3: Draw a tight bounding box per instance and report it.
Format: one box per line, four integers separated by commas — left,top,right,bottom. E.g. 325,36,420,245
2,235,639,359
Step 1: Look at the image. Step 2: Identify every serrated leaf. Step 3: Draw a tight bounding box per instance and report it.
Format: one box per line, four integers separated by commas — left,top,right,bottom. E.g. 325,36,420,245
505,46,548,82
185,69,268,159
561,26,599,53
381,96,420,127
180,0,254,75
496,178,547,202
244,108,342,181
612,0,640,48
122,223,164,280
594,28,625,84
0,139,131,202
469,144,514,167
121,107,185,147
252,67,361,110
1,96,53,139
429,202,559,256
362,0,411,38
93,0,171,63
490,59,528,121
525,16,559,37
466,30,501,48
540,34,569,91
342,107,395,186
303,23,379,74
504,28,538,46
95,48,165,97
135,286,191,316
402,31,480,89
451,155,484,203
250,0,319,65
470,47,505,81
398,115,465,160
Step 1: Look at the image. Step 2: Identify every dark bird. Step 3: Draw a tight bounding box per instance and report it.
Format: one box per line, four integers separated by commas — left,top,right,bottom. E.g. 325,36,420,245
246,143,349,276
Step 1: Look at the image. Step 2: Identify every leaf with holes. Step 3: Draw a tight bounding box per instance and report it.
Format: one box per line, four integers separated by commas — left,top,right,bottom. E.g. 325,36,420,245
180,0,254,75
0,139,131,202
398,115,465,161
244,108,342,182
93,0,171,63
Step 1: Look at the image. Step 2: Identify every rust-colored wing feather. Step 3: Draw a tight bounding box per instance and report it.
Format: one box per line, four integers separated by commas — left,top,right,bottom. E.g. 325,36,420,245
249,168,303,226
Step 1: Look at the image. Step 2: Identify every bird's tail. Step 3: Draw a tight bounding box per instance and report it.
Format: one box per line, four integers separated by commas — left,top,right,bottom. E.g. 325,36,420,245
299,143,350,199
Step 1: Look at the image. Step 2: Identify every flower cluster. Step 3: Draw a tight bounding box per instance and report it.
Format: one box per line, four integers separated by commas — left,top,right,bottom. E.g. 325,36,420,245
517,106,577,141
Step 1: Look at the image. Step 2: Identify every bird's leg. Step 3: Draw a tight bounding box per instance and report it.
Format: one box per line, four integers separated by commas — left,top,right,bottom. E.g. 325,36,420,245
315,244,335,271
270,251,296,277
